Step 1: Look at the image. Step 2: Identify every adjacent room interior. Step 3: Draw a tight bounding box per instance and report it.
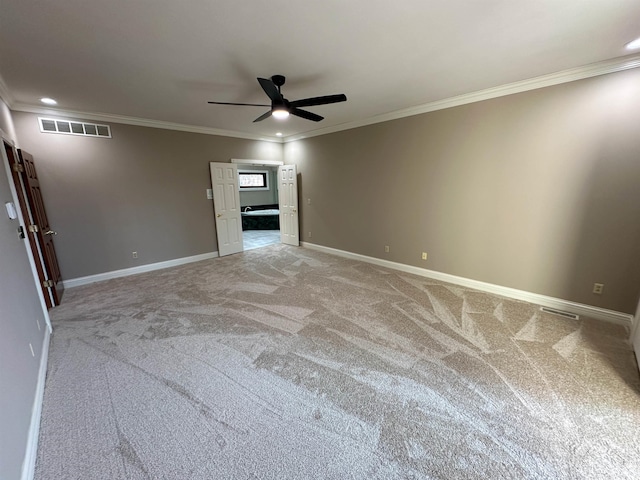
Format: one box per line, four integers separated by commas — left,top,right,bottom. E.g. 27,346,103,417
1,2,640,479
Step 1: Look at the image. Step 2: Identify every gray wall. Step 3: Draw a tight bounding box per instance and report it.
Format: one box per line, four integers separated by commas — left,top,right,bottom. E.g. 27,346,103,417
285,68,640,314
239,165,278,207
0,100,48,480
12,114,283,279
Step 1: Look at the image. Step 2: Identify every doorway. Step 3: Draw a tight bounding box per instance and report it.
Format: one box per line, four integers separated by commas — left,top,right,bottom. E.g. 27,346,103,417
238,165,280,251
210,160,299,257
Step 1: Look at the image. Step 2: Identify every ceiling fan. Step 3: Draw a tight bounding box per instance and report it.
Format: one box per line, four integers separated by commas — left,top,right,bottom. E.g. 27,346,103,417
208,75,347,123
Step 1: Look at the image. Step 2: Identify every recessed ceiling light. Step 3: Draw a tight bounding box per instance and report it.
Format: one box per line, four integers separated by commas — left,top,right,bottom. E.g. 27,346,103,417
276,132,283,137
625,37,640,50
40,97,57,105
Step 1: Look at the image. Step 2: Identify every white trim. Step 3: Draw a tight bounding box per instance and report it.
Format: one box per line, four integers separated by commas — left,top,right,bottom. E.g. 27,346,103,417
20,327,50,480
63,251,218,288
284,53,640,143
231,158,284,166
632,297,640,371
0,73,15,106
4,54,639,145
10,103,283,143
301,242,633,327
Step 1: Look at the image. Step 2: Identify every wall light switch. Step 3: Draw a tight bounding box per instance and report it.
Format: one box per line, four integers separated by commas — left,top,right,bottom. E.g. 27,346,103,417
206,189,213,200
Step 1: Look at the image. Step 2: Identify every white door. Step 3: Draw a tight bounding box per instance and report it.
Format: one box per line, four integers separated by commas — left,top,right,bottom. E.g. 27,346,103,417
210,162,243,256
278,165,299,246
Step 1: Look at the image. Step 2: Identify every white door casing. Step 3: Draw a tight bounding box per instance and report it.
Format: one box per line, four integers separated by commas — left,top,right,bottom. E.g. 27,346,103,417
633,296,640,372
210,162,243,256
278,165,299,246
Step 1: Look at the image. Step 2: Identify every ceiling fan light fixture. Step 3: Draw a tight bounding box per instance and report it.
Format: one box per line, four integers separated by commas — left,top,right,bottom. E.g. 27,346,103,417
272,108,289,120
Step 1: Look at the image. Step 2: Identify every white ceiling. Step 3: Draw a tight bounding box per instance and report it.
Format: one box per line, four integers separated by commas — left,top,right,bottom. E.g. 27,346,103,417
1,0,639,141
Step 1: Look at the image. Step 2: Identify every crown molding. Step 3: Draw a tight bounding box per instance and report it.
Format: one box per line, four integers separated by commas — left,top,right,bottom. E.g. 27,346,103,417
0,73,15,106
10,103,284,143
5,53,640,144
284,53,640,143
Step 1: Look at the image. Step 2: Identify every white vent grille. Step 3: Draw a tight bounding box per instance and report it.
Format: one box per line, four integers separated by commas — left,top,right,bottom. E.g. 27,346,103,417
540,307,579,320
38,117,111,138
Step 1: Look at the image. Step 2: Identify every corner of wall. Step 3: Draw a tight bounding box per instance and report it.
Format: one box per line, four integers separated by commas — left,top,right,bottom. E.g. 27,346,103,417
0,97,19,145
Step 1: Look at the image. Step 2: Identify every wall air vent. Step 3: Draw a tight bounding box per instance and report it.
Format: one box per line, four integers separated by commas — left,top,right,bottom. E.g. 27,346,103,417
38,117,111,138
540,307,579,320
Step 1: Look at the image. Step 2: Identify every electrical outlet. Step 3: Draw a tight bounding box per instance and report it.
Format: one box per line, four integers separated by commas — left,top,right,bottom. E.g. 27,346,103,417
308,231,312,238
593,283,604,294
384,245,390,253
307,198,311,205
421,252,428,260
132,251,138,259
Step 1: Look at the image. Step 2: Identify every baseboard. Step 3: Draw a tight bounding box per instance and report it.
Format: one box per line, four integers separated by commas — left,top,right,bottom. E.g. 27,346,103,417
21,328,50,480
63,251,219,288
301,242,633,327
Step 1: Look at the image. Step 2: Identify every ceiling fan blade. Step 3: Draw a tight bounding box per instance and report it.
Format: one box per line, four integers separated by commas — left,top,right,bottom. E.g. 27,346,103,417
289,94,347,109
291,108,324,122
253,111,273,123
257,77,284,103
208,101,270,107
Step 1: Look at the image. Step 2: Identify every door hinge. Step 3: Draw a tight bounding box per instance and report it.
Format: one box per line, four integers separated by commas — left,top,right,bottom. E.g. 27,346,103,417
13,163,24,173
42,279,54,288
28,224,39,233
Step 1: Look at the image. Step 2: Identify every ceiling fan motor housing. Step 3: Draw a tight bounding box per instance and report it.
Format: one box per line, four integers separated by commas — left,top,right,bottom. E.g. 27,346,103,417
271,75,286,88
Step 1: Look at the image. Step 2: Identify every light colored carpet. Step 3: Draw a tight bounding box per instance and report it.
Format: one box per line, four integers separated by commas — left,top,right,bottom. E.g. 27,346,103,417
35,244,640,479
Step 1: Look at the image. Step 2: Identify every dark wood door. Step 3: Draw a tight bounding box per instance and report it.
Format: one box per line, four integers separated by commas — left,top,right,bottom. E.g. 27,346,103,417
17,149,64,306
3,141,54,308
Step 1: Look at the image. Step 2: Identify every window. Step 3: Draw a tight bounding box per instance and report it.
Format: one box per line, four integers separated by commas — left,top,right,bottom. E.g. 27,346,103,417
238,170,269,191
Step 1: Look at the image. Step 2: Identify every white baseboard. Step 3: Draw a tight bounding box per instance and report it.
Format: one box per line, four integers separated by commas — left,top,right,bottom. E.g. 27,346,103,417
301,242,633,327
63,251,219,288
21,328,50,480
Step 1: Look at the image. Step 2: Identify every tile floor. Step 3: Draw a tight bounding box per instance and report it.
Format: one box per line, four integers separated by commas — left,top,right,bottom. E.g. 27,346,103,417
243,229,281,251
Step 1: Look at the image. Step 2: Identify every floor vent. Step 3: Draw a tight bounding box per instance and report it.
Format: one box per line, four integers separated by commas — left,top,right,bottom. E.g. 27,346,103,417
38,117,111,138
540,307,579,320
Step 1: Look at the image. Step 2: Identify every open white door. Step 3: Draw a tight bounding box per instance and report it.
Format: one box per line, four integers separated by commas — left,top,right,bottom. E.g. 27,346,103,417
278,164,299,246
210,162,243,256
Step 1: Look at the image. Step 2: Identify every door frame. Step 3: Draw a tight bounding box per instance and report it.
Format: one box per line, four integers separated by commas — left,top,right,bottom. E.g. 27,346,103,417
226,159,291,250
1,133,52,331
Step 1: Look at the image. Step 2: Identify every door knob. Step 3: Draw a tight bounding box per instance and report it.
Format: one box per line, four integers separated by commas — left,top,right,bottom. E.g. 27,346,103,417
44,230,57,236
216,213,223,218
292,209,297,213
